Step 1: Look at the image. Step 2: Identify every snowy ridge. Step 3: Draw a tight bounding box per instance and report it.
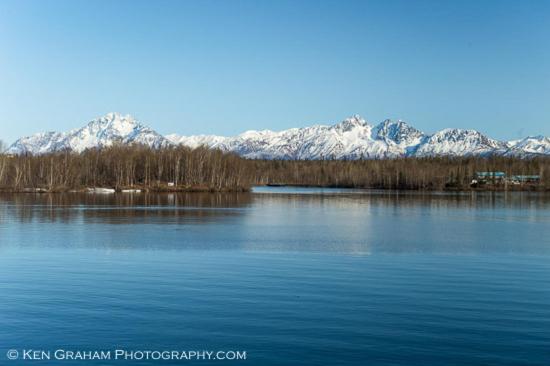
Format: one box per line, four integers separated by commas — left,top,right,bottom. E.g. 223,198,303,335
8,113,169,154
414,128,508,157
505,135,550,156
6,112,550,159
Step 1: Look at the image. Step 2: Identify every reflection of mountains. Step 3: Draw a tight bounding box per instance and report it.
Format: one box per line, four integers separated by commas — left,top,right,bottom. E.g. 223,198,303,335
0,193,254,225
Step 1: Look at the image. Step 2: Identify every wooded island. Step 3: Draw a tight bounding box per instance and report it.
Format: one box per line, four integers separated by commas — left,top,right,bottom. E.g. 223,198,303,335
0,145,548,192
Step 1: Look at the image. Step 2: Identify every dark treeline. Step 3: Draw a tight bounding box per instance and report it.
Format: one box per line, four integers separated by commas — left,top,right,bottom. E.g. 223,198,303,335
251,156,550,190
0,144,549,192
0,145,250,192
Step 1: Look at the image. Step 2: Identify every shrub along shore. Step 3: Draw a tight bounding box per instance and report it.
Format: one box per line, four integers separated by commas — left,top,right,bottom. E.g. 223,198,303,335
0,145,548,192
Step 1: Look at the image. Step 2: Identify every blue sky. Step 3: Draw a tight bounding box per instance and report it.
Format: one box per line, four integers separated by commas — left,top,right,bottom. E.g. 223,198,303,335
0,0,549,143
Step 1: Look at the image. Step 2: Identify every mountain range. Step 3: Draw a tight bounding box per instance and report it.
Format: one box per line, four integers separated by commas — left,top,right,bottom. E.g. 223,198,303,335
6,112,550,159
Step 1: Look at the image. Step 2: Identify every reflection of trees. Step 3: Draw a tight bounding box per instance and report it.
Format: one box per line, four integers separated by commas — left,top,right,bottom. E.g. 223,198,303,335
254,190,550,211
0,192,253,224
1,191,550,226
1,191,549,254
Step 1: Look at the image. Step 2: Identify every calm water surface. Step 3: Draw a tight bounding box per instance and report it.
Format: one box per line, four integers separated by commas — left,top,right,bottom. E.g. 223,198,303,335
1,188,550,365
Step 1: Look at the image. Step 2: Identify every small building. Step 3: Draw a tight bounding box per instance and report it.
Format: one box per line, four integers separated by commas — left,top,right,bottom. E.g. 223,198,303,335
475,172,506,183
510,175,541,184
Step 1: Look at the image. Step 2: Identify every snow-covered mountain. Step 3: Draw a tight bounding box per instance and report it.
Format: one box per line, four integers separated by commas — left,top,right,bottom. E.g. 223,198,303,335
8,131,67,155
167,116,422,159
6,112,550,159
8,113,169,154
414,128,508,157
506,136,550,156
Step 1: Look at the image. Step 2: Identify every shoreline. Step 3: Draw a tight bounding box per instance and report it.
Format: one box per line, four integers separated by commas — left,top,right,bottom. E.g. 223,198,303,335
0,186,251,194
260,183,548,192
0,184,547,194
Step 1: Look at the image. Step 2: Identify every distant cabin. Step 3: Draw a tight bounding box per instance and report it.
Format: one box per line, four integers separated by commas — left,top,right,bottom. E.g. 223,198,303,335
511,175,541,183
475,172,506,182
473,172,541,185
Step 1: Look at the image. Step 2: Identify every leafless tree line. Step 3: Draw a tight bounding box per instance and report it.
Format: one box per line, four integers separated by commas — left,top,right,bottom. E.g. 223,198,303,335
0,143,548,192
251,156,550,190
0,145,250,192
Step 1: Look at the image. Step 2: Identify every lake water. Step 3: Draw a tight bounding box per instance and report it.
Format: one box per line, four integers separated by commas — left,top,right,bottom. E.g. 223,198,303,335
1,188,550,365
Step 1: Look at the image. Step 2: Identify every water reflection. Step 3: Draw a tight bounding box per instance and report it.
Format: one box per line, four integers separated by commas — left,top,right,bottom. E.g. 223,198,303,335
253,186,550,210
1,189,549,254
2,189,550,366
0,191,253,208
0,192,253,224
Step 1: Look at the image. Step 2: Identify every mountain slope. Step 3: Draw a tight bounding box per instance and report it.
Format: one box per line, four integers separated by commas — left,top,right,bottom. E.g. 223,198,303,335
8,113,169,154
6,112,550,159
414,128,507,157
506,136,550,156
7,131,68,155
